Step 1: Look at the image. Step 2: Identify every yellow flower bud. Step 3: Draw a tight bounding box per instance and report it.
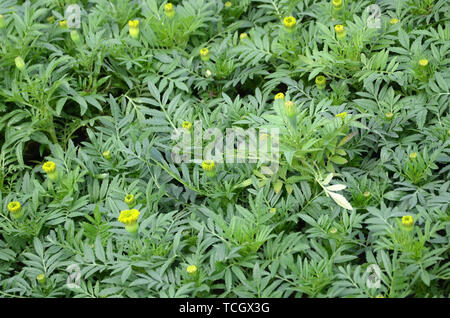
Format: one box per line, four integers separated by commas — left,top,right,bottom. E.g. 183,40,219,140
363,191,371,198
8,201,22,219
335,112,347,120
182,121,192,130
284,101,296,118
418,59,428,67
274,92,285,100
315,75,326,90
202,160,216,177
332,0,343,9
164,3,175,18
334,24,346,39
329,227,338,234
409,152,417,160
239,33,248,40
103,150,111,160
283,16,296,32
42,161,59,181
224,1,232,8
118,209,140,233
37,274,46,285
390,18,399,25
385,112,394,120
200,48,210,61
124,194,135,208
186,265,197,275
59,20,68,29
401,215,414,232
128,20,139,39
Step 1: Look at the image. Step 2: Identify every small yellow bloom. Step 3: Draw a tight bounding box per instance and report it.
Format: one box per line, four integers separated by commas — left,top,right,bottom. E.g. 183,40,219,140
59,20,68,29
103,150,111,160
334,24,346,39
224,1,232,8
182,121,192,130
385,112,394,120
8,201,21,214
42,161,56,174
418,59,428,67
37,274,46,285
128,20,139,39
8,201,22,219
124,194,135,207
409,152,417,160
329,227,338,234
284,101,296,117
200,48,210,61
240,33,248,40
401,215,414,227
274,92,285,100
283,16,296,31
315,75,326,89
335,112,347,120
332,0,343,8
202,160,216,177
390,18,399,25
118,209,140,233
186,265,197,274
270,208,276,214
164,3,175,18
15,56,25,71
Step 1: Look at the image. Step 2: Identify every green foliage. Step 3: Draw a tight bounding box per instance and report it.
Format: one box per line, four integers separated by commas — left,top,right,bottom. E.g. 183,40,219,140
0,0,449,298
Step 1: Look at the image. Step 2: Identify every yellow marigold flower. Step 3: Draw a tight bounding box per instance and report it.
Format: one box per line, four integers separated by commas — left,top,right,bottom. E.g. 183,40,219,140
334,24,346,39
332,0,343,9
315,75,326,89
202,160,216,177
59,20,68,29
335,112,347,120
164,3,175,18
418,59,428,67
390,18,399,25
274,92,285,100
8,201,21,213
37,274,46,285
224,1,232,8
409,152,417,160
8,201,22,219
186,265,197,274
401,215,414,228
118,209,140,233
283,16,296,31
124,194,135,207
200,47,210,61
284,101,296,117
128,20,139,39
240,32,248,40
182,121,192,130
103,150,111,160
42,161,56,174
15,56,25,71
0,14,5,28
385,112,394,120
